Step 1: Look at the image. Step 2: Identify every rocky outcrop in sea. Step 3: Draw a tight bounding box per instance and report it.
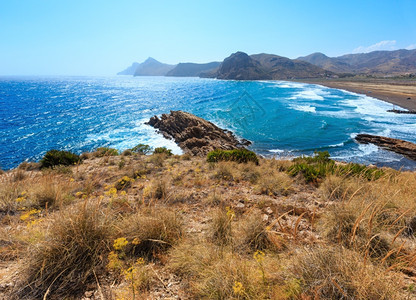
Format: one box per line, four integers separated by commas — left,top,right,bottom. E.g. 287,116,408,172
146,111,250,156
355,134,416,161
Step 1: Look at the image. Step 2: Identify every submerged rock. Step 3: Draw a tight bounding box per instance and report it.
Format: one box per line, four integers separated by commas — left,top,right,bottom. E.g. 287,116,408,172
146,110,250,156
355,134,416,160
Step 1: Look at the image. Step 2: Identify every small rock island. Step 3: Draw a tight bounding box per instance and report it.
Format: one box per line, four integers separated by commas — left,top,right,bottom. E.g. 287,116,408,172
146,110,250,156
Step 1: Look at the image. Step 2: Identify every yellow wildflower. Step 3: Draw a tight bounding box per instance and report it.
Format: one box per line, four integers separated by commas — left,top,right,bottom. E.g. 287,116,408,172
113,237,128,251
253,250,265,263
20,209,40,221
233,281,244,295
136,257,145,265
132,237,141,245
107,251,123,272
226,207,235,220
16,197,25,202
106,187,117,196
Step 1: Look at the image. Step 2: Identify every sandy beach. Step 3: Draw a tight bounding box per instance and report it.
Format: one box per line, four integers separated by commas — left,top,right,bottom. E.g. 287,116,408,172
300,79,416,111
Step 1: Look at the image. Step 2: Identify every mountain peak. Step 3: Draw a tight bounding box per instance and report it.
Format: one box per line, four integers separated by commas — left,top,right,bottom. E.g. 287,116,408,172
144,57,159,64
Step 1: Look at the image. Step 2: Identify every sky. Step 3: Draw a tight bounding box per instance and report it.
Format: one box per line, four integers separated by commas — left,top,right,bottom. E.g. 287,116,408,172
1,0,416,76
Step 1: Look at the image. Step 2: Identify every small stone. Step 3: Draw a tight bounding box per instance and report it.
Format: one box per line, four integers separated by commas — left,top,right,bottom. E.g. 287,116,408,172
236,203,245,208
265,207,273,214
262,214,269,221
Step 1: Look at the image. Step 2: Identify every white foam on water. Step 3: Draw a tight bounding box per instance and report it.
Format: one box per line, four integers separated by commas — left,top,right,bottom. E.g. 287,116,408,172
270,81,307,89
328,142,345,148
288,86,332,101
122,119,183,154
364,116,375,122
84,119,182,154
289,104,316,113
269,149,284,153
358,143,379,157
341,96,391,117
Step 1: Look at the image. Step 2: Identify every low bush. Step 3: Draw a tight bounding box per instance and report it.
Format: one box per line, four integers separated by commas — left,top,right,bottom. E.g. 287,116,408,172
121,149,132,156
94,147,119,157
153,147,173,156
18,161,40,171
207,148,259,164
288,151,383,183
287,151,334,183
131,143,152,155
40,149,80,168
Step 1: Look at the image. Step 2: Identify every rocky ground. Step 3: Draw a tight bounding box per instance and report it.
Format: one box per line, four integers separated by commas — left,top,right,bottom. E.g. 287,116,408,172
1,149,416,299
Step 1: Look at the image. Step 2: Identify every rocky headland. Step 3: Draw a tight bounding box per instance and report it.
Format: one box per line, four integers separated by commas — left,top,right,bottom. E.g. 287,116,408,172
355,133,416,160
146,110,250,155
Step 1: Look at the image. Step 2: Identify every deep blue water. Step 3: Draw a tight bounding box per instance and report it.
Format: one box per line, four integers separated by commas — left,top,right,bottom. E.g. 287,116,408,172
1,75,416,170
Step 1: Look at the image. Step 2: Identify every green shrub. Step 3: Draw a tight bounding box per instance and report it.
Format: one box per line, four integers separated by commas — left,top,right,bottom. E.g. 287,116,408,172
40,150,80,168
94,147,119,157
207,149,259,164
287,151,383,184
153,147,173,156
338,163,384,180
131,143,152,155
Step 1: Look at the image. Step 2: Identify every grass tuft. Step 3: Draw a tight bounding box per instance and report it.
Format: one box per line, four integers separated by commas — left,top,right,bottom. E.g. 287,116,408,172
17,202,111,298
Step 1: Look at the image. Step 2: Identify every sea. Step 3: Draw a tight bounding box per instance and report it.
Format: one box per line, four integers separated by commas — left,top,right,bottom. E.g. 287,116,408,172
1,75,416,170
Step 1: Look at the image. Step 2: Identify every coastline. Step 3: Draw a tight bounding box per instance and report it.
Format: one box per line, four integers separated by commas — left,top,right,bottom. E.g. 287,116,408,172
297,79,416,111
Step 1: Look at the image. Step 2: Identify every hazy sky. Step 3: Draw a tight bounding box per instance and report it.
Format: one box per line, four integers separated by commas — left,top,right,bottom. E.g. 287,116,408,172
1,0,416,76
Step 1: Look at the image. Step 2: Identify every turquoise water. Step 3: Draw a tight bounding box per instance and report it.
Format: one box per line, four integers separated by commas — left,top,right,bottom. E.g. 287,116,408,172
1,76,416,170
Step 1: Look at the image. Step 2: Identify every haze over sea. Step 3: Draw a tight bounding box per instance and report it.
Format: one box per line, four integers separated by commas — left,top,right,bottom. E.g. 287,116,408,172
1,76,416,170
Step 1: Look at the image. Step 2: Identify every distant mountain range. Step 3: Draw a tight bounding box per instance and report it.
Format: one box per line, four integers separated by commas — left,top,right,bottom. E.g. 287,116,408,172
297,49,416,75
117,62,140,75
166,62,221,77
133,57,176,76
118,48,416,80
208,52,331,80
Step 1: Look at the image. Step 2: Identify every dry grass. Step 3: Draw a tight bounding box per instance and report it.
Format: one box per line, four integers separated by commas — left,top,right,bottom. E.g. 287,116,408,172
116,206,183,259
212,162,235,181
208,207,233,246
16,201,111,298
28,175,76,208
169,241,282,299
291,245,402,299
255,171,293,196
237,212,285,252
319,174,362,201
143,179,169,200
0,180,24,213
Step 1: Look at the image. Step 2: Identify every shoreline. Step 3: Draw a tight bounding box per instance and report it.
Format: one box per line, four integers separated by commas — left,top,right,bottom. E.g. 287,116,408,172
297,79,416,111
